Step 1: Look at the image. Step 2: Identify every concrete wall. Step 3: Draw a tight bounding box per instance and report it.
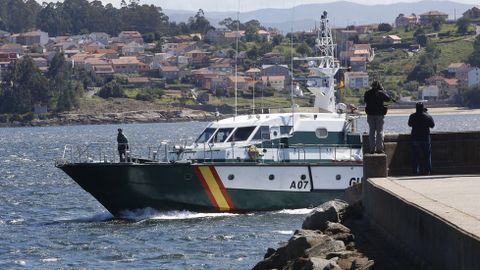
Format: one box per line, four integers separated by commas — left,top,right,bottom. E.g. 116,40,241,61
363,132,480,176
363,179,480,270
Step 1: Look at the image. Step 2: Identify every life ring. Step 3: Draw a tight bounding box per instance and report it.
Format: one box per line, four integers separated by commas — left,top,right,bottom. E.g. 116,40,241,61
247,145,259,160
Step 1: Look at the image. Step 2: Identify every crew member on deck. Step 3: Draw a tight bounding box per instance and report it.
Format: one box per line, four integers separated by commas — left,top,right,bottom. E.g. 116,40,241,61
117,128,129,162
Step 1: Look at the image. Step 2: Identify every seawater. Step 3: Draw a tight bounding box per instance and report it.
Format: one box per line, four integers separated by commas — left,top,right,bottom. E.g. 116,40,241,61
1,114,479,269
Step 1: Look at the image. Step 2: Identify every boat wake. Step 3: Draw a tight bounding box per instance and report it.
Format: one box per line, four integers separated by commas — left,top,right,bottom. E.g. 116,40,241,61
149,211,239,220
274,208,313,215
119,208,239,221
51,208,312,225
52,211,114,224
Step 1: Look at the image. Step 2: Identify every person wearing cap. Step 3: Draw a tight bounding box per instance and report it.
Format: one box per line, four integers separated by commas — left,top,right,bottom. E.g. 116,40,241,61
364,80,394,154
117,128,129,162
408,102,435,175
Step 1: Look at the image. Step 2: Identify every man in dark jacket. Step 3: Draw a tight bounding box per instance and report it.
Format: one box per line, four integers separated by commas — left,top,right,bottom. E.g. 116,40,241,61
364,80,393,153
408,102,435,175
117,128,129,162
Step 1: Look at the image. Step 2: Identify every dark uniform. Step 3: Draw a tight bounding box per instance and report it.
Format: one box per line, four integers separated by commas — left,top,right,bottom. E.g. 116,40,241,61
117,129,129,162
408,102,435,174
364,81,393,153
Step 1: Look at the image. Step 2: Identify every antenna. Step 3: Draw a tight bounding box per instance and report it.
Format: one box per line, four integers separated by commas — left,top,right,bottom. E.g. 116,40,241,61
234,0,240,120
252,66,256,114
290,2,296,131
292,11,340,113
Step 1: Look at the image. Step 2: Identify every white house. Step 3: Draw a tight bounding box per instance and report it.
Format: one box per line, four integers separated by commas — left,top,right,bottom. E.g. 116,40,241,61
344,72,369,88
467,67,480,88
122,41,145,56
89,32,110,45
419,85,439,100
10,30,49,46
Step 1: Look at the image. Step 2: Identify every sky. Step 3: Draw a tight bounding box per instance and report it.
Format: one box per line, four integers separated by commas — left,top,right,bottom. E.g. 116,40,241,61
36,0,479,11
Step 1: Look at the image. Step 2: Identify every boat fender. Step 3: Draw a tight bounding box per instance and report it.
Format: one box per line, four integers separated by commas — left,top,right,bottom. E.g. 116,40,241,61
247,145,259,160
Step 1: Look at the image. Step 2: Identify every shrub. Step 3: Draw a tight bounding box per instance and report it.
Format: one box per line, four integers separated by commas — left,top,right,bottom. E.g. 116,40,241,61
97,81,125,98
135,88,165,101
0,114,9,123
21,112,35,122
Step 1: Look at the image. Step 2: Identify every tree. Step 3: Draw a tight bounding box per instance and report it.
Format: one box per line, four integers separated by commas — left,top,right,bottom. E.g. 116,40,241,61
378,23,393,32
245,25,260,42
272,35,283,46
430,17,444,31
0,0,40,32
188,9,212,34
247,45,258,60
219,17,243,31
404,81,419,92
414,27,428,46
1,57,49,113
408,41,440,83
460,86,480,108
468,35,480,67
457,17,471,35
296,42,312,56
415,34,428,46
47,53,84,111
98,80,124,98
37,2,72,36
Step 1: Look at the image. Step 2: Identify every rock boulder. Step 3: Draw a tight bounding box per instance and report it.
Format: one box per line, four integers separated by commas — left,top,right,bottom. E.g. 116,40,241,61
302,200,349,230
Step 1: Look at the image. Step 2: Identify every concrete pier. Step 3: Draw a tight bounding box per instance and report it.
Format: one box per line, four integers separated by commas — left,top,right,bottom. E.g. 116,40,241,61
363,175,480,270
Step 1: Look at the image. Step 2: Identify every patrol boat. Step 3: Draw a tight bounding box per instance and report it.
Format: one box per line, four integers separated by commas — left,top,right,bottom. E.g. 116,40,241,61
56,12,364,216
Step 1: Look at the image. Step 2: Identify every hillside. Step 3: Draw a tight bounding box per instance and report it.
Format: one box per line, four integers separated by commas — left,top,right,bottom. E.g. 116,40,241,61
165,0,473,32
367,23,475,97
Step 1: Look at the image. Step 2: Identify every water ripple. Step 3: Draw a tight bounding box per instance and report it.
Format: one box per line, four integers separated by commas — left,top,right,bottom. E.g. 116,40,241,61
0,117,476,269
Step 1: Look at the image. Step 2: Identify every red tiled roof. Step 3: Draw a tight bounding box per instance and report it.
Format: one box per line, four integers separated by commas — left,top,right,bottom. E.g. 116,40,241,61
160,66,179,72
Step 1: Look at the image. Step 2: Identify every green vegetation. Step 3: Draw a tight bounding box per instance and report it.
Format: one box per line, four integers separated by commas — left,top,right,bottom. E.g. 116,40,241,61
97,81,124,98
135,88,165,101
367,23,475,99
0,0,217,37
0,53,83,114
468,35,480,67
437,37,474,70
460,85,480,108
408,41,441,83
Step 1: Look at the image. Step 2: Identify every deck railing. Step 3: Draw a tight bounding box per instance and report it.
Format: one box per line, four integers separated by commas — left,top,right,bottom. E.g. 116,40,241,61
56,141,362,165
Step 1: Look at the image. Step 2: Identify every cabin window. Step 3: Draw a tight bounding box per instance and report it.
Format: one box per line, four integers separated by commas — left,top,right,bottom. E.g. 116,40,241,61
195,128,216,143
212,128,234,143
252,126,270,140
315,128,328,139
280,126,292,135
228,126,256,142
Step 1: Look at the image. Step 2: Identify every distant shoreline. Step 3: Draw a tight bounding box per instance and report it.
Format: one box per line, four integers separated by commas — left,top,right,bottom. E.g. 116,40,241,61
1,106,479,128
0,110,221,128
383,106,480,116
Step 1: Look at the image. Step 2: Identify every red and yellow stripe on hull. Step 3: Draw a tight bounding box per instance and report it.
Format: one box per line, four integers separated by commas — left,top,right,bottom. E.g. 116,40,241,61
193,165,234,212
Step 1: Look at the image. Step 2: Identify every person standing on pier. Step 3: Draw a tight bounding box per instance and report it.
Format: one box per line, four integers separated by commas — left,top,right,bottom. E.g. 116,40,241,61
408,102,435,175
364,80,394,154
117,128,129,162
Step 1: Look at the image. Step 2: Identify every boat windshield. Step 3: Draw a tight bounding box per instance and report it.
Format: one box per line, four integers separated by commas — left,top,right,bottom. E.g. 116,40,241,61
280,126,293,135
195,128,216,143
212,128,234,143
228,126,256,142
252,126,270,140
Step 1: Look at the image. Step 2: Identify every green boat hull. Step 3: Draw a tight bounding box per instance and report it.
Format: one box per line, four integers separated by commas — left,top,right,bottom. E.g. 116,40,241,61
58,162,353,217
